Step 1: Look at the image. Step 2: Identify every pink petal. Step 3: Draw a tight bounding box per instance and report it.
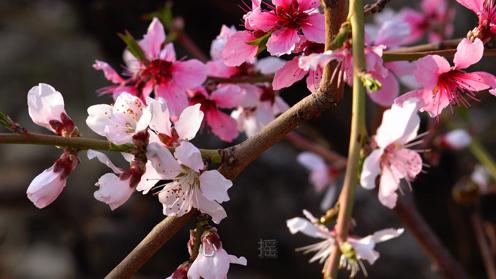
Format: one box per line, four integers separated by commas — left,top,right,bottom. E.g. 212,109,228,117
206,60,238,78
211,85,244,108
454,38,484,69
374,19,411,47
199,170,232,202
255,57,286,74
286,217,330,239
455,71,496,91
222,31,258,67
174,141,204,172
301,13,325,43
86,104,113,137
94,174,134,210
173,59,207,89
155,84,189,119
140,17,166,60
368,71,399,107
175,104,204,141
246,11,279,32
27,83,66,132
93,60,124,83
27,166,66,209
456,0,483,14
393,148,423,179
414,55,450,89
297,0,321,10
378,166,400,208
298,51,335,71
206,109,239,142
272,57,307,90
273,0,292,7
306,67,323,93
159,43,177,62
266,28,300,56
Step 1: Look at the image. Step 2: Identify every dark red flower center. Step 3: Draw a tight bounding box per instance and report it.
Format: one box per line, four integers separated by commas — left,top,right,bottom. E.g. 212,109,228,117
141,59,174,84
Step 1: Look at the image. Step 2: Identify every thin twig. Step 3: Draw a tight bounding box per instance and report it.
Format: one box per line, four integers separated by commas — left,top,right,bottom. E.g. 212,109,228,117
364,0,391,16
105,211,197,279
472,213,496,279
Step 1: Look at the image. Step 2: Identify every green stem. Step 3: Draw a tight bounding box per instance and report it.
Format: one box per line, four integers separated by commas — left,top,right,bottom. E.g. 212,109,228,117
469,138,496,181
0,132,222,162
324,0,367,277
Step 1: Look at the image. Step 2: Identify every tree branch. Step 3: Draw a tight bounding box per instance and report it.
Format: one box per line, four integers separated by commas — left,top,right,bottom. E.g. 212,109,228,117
105,210,197,279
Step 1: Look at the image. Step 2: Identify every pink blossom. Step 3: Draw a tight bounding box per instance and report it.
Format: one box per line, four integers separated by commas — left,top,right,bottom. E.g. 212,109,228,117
456,0,496,42
27,83,74,135
158,142,232,224
188,231,247,279
287,210,403,276
27,152,79,209
189,85,243,142
396,39,496,117
247,0,324,56
399,0,455,43
86,92,150,144
94,18,207,117
231,85,289,137
297,152,339,210
360,100,423,208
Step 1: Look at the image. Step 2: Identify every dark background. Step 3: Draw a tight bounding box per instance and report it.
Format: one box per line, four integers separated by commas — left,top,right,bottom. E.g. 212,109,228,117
0,0,494,278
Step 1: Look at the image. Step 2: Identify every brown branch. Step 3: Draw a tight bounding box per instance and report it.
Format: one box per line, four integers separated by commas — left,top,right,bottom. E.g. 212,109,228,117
394,197,469,279
364,0,391,16
105,210,197,279
472,213,496,279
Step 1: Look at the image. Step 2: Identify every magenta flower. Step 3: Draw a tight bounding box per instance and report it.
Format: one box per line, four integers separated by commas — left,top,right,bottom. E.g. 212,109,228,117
94,18,207,117
399,0,455,43
223,0,324,65
396,38,496,117
457,0,496,42
189,85,243,142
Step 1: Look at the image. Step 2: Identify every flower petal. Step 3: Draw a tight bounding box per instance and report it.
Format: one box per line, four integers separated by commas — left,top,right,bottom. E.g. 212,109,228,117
301,13,325,43
267,28,299,56
175,104,204,141
360,149,383,190
87,150,123,174
454,38,484,69
272,57,307,90
199,170,232,203
27,83,66,131
174,141,204,172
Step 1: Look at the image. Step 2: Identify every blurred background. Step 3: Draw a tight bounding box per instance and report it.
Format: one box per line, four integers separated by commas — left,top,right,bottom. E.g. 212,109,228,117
0,0,494,278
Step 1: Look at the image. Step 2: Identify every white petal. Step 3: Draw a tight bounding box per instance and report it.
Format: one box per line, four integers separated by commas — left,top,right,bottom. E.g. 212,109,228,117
27,166,66,209
360,149,383,190
175,104,204,141
193,190,227,224
158,181,192,217
136,161,160,194
444,129,471,150
371,228,404,243
286,217,329,239
199,170,232,202
87,150,123,174
375,99,420,147
146,142,182,179
86,104,113,136
174,142,204,172
255,57,285,74
146,97,172,136
297,152,327,171
94,173,134,210
27,83,66,131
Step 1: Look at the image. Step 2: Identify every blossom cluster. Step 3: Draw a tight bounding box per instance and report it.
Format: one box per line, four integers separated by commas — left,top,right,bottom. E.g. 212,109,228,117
11,0,496,277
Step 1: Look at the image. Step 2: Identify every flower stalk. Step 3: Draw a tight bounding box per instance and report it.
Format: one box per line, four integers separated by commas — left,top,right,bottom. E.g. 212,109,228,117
324,0,367,276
